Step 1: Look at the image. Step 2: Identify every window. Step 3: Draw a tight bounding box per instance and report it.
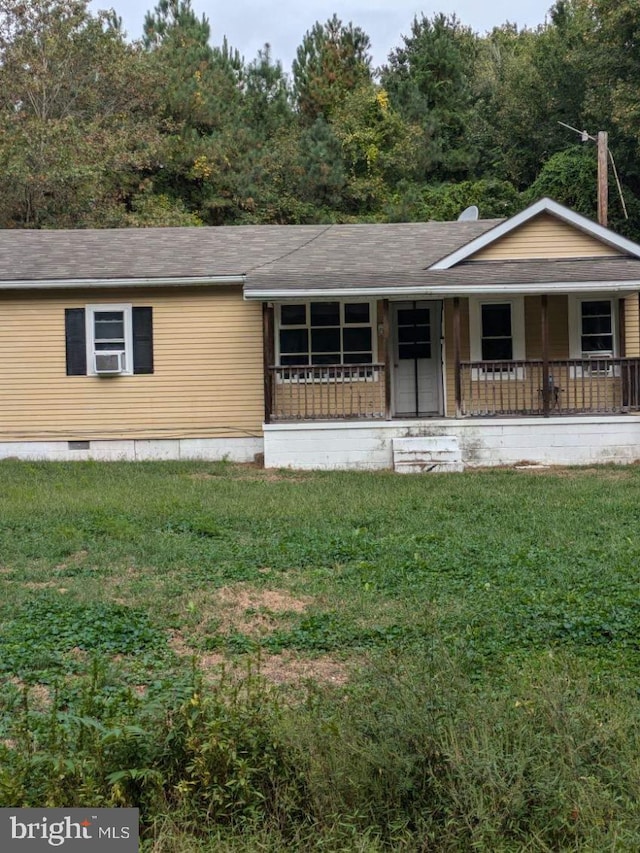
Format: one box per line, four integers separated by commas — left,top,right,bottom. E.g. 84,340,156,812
278,302,374,366
65,305,154,376
579,300,614,356
481,303,513,360
469,298,525,375
397,307,431,360
89,306,130,373
568,296,617,375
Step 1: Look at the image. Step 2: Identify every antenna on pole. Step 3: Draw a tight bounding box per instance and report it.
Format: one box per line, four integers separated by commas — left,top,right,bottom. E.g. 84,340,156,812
557,121,628,225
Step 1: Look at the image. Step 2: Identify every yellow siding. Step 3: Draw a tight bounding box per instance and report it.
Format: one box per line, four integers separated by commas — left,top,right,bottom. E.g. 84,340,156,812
471,214,622,260
443,298,469,417
0,287,264,440
442,296,572,416
624,294,640,357
523,296,569,359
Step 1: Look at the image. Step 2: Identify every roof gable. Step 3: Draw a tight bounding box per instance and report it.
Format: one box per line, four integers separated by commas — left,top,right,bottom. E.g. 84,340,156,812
429,198,640,269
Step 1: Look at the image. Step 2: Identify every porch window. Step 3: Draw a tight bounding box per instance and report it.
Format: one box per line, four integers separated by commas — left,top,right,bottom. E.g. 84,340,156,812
481,303,512,360
469,297,525,372
580,300,613,356
568,296,617,365
278,302,374,366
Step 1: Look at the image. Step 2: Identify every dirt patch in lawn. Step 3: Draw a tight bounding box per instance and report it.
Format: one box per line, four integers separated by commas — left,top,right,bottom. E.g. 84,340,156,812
255,651,351,687
169,631,350,688
188,462,309,483
215,586,311,613
182,584,314,640
9,678,52,710
54,550,89,571
198,649,350,687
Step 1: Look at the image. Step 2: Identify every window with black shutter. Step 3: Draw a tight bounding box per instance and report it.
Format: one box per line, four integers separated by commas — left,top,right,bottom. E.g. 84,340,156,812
65,304,154,376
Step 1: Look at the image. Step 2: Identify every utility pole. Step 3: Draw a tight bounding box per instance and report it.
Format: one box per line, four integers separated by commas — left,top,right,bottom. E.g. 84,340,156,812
558,122,628,227
597,130,608,227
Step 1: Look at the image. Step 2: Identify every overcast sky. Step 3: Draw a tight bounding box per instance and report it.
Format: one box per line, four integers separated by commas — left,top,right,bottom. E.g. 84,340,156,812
91,1,554,71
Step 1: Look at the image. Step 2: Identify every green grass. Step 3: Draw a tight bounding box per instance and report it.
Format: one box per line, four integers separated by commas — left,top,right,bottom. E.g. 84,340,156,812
1,460,640,850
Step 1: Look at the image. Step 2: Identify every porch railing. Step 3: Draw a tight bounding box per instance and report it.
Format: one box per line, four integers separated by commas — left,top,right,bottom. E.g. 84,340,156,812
460,358,640,416
266,358,640,421
268,364,386,421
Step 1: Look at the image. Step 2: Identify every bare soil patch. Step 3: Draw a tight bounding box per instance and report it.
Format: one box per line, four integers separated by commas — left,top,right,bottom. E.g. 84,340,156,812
198,649,350,687
169,631,350,688
55,550,89,571
184,584,314,639
9,677,52,710
188,462,309,483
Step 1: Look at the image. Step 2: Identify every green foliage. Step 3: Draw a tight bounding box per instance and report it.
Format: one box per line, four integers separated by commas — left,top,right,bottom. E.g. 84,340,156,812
387,178,522,221
2,0,640,232
526,146,640,237
381,14,480,179
292,14,372,123
0,0,163,227
0,595,166,681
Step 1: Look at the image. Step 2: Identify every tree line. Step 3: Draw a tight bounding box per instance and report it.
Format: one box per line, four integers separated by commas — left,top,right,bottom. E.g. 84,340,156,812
0,0,639,236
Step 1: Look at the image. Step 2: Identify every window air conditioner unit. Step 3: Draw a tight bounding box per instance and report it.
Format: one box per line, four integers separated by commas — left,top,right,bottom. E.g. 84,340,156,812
94,351,125,374
583,353,613,376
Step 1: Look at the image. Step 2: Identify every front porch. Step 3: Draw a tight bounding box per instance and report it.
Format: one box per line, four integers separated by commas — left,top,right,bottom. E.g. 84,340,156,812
262,293,640,422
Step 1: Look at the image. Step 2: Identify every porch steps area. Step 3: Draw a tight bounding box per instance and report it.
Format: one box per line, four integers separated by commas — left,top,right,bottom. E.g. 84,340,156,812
392,436,464,474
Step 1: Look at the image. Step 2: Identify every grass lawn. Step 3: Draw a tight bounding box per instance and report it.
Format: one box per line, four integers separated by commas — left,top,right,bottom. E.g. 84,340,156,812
1,460,640,850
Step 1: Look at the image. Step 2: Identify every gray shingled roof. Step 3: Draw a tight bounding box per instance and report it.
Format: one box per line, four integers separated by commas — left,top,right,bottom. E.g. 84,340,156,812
244,257,640,295
2,219,639,294
0,220,500,283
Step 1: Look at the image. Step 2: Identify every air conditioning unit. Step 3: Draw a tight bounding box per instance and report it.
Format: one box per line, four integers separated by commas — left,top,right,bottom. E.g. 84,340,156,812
94,351,125,374
583,353,614,376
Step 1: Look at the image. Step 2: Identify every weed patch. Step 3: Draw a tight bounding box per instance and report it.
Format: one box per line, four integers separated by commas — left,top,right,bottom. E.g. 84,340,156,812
0,594,167,682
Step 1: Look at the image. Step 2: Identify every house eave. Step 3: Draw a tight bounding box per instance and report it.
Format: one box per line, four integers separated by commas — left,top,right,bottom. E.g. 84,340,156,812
244,280,640,301
0,275,246,291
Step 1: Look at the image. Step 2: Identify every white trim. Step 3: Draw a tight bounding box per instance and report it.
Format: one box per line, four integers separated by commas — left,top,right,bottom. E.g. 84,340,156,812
469,296,525,362
86,303,133,376
0,275,245,291
429,198,640,270
245,280,640,300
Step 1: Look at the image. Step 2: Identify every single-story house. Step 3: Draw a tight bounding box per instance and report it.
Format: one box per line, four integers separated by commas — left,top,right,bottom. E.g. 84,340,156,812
2,197,640,470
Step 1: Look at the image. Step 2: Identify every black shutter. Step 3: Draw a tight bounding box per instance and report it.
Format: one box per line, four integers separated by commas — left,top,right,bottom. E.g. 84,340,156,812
65,308,87,376
132,307,154,374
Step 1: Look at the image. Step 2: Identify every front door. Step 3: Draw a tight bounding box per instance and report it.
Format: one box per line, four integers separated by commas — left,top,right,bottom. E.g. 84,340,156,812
392,301,442,417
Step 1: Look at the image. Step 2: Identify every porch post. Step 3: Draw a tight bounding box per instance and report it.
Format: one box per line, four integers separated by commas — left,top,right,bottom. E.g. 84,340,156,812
382,299,392,420
453,297,462,417
541,294,550,417
262,302,274,424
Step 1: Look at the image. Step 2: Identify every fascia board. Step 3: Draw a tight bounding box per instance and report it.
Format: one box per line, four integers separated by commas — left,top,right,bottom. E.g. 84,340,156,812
0,275,246,290
244,280,640,300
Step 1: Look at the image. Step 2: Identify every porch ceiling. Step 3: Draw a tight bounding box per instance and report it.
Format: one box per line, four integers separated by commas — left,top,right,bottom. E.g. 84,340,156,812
244,257,640,300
